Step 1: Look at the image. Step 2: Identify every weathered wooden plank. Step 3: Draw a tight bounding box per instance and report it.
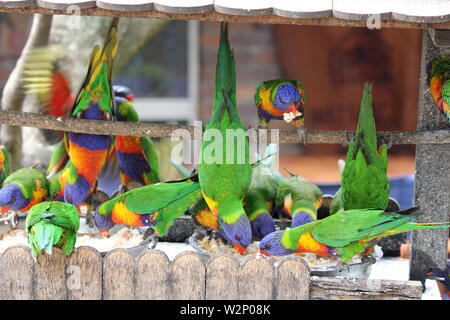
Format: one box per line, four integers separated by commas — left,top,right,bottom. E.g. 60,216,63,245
333,0,392,21
310,276,423,300
135,250,171,300
214,0,273,16
103,248,135,300
34,248,68,300
275,257,310,300
67,246,103,300
171,252,205,300
0,0,36,8
410,30,450,284
37,0,96,10
155,0,214,14
0,246,35,300
96,0,154,12
205,254,240,300
238,255,274,300
273,1,332,19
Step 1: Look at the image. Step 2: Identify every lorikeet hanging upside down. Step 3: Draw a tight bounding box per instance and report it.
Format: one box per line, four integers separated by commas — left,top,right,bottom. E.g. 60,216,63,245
0,168,49,216
114,97,160,192
0,145,10,187
330,82,389,214
26,201,80,258
428,56,450,123
63,19,118,207
260,207,450,262
94,182,202,244
254,79,305,129
198,23,253,255
275,169,322,228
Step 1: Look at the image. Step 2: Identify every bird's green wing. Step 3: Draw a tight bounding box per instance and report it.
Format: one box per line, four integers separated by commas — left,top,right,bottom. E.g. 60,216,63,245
441,79,450,120
141,136,160,184
47,141,69,176
26,201,80,232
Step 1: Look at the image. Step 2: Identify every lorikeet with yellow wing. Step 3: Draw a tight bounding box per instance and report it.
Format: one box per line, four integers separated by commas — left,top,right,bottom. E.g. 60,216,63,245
63,19,118,207
260,207,450,262
330,82,389,214
26,201,80,257
94,181,202,238
254,79,305,128
428,56,450,123
0,168,49,216
0,145,10,187
198,23,253,254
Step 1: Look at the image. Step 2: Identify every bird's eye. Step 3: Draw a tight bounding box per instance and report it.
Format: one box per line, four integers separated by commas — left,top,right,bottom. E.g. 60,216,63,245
235,235,241,241
9,194,16,204
264,244,272,250
67,196,73,203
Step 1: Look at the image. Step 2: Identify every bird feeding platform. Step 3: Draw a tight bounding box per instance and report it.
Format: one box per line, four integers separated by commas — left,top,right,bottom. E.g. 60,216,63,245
0,0,448,300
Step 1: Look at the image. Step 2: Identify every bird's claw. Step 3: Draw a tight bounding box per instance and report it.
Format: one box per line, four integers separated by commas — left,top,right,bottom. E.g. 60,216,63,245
342,130,352,147
361,254,377,265
335,260,350,273
296,128,307,145
379,132,393,149
140,231,160,249
119,185,129,194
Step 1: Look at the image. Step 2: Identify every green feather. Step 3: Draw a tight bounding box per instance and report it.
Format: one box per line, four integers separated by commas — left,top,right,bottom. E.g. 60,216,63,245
3,168,49,200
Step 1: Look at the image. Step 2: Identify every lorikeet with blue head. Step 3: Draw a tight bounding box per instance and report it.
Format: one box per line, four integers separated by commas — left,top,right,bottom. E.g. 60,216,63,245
0,168,49,216
26,201,80,257
114,96,160,192
254,79,305,129
260,207,450,262
93,181,202,240
63,19,118,207
330,82,389,214
275,169,322,228
198,23,253,255
0,145,10,187
428,56,450,123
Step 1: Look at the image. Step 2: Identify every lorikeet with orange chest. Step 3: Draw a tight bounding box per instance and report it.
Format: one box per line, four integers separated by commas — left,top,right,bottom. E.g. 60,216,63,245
254,79,305,128
260,207,450,262
0,168,49,216
428,56,450,123
63,19,118,207
0,146,10,187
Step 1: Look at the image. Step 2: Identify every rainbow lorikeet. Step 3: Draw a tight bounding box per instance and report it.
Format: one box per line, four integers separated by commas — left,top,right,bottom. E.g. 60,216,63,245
254,79,305,129
275,170,322,228
0,168,49,216
94,181,202,240
428,56,450,123
260,207,450,262
330,82,389,214
198,23,253,255
114,97,160,191
26,201,80,257
63,20,118,207
0,145,10,187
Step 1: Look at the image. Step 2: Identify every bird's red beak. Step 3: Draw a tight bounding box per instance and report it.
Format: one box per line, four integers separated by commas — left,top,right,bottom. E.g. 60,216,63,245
0,206,9,217
126,95,135,102
99,229,110,238
288,105,297,114
260,250,271,256
233,243,246,255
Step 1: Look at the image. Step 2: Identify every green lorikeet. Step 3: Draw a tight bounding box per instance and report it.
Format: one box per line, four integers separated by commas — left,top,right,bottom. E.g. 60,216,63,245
47,141,69,178
94,181,202,237
63,19,118,207
254,79,305,128
26,201,80,257
330,82,389,214
276,170,323,228
0,145,10,187
260,207,450,262
114,97,160,189
0,168,49,216
198,23,253,254
428,56,450,123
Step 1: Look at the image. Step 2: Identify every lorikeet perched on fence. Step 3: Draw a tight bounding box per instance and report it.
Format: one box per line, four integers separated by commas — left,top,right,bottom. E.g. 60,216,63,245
330,82,389,214
0,145,10,187
63,19,118,207
26,201,80,257
114,97,160,191
0,168,49,216
260,207,450,262
198,23,253,255
94,181,202,240
254,79,305,129
276,170,322,228
428,56,450,123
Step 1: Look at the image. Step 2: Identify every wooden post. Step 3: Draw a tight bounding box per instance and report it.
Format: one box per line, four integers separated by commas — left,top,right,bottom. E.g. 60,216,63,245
410,30,450,283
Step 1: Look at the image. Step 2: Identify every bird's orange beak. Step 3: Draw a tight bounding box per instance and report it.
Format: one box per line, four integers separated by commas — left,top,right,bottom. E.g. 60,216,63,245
233,243,246,255
0,206,9,217
126,94,135,102
260,250,271,256
99,229,110,238
288,105,297,114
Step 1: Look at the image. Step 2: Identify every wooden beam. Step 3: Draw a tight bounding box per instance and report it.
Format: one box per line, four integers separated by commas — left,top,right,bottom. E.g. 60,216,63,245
0,110,449,145
2,7,450,29
410,30,450,284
